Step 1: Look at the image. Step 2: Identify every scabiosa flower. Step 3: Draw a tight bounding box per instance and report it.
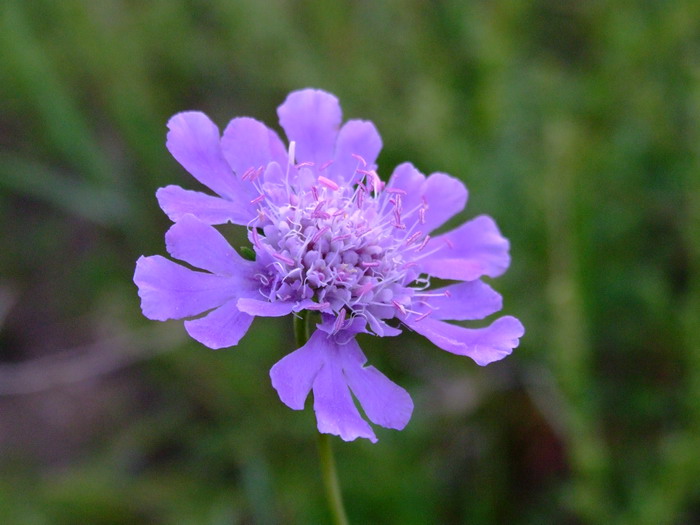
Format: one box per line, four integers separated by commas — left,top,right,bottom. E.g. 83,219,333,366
134,89,524,442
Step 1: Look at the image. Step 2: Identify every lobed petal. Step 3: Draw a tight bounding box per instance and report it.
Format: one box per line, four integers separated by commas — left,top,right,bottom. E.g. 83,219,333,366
418,215,510,281
332,119,382,183
277,89,341,166
134,255,237,321
270,334,325,410
166,112,240,200
387,163,467,234
419,280,502,321
237,298,296,317
220,117,287,181
313,357,377,443
341,343,413,430
165,214,257,279
184,299,255,349
407,315,524,366
156,185,253,225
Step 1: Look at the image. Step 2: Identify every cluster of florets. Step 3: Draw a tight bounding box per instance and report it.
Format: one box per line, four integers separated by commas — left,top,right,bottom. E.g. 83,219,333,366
134,89,524,442
247,153,439,336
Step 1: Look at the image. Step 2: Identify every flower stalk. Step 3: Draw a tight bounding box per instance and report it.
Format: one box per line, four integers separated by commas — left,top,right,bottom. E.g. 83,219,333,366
294,311,349,525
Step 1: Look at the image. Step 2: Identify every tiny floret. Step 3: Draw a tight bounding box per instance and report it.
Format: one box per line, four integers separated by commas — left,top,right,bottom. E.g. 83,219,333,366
134,89,524,442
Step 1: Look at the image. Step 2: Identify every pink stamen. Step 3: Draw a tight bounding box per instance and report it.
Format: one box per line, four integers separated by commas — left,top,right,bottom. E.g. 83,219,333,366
444,289,452,298
444,238,455,249
405,231,423,245
333,308,347,332
333,209,345,217
351,153,367,167
295,161,314,169
273,252,294,266
318,176,339,191
386,187,407,195
306,301,330,311
418,207,426,224
252,166,264,181
356,281,374,297
361,260,380,268
312,226,330,243
319,160,334,171
416,235,431,251
413,308,433,322
310,185,319,201
332,234,351,243
241,167,255,181
356,185,365,208
250,194,265,204
392,300,407,315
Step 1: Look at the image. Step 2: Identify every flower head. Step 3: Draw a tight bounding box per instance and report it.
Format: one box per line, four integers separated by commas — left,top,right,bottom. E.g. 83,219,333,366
134,89,524,442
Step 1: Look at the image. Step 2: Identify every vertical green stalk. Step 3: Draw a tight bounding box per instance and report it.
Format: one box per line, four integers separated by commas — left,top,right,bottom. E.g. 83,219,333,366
293,313,350,525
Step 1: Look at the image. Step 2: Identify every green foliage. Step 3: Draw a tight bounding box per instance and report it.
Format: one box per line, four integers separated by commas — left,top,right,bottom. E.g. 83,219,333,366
1,0,699,523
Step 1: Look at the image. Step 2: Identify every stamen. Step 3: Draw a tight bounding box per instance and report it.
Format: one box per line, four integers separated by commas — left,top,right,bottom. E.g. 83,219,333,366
250,194,265,205
444,238,455,249
413,308,433,322
318,176,339,191
361,261,380,268
251,166,264,181
392,300,407,315
333,308,347,332
351,153,367,167
356,281,374,297
311,226,330,243
306,301,330,311
295,161,314,169
405,231,423,245
273,252,294,266
319,160,334,171
332,234,351,243
418,207,426,224
413,291,451,297
311,185,319,201
241,167,256,181
386,187,407,195
416,235,431,251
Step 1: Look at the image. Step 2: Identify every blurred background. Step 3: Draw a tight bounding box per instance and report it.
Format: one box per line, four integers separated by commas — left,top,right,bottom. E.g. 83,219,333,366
1,1,699,523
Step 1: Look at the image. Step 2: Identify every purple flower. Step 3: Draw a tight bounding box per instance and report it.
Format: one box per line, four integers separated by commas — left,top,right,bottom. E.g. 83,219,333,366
134,89,524,442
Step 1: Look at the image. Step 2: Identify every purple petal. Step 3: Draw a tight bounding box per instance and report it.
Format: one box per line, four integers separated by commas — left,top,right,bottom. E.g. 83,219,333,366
184,299,254,349
417,215,510,281
386,163,467,234
418,280,502,321
331,120,382,183
341,343,413,430
134,255,237,321
220,117,287,180
407,316,524,366
166,112,239,200
419,172,468,233
165,214,257,279
156,185,254,225
313,356,377,443
270,333,326,410
237,298,295,317
277,89,341,166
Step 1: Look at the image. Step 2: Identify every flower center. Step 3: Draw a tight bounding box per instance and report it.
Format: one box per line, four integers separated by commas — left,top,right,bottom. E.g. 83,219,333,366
242,148,436,329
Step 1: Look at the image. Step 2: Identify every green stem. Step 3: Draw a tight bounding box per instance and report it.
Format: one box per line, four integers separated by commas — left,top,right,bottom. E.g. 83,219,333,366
293,312,350,525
